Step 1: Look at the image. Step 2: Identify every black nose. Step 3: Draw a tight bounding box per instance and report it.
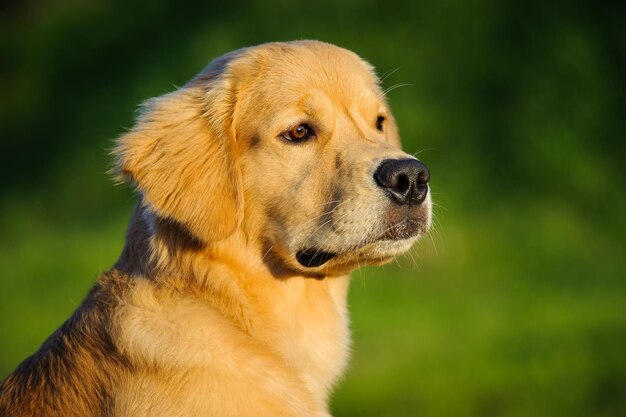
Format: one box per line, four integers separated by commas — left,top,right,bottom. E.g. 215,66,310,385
374,158,430,205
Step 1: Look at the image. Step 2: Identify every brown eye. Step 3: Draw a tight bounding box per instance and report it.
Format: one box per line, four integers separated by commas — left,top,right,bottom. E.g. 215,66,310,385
376,115,385,132
282,124,314,142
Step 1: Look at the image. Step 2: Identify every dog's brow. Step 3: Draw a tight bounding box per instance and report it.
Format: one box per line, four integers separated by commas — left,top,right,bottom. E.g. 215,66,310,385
343,104,376,144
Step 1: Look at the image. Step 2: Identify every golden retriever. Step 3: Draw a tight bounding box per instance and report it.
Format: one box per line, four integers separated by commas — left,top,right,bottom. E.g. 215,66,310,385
0,40,431,417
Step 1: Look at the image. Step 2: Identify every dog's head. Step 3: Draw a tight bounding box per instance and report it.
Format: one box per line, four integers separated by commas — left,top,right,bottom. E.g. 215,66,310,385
114,41,431,276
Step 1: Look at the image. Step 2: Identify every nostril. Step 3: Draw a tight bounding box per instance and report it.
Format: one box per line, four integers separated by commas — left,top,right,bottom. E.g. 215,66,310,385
395,173,410,194
417,165,430,185
414,183,429,203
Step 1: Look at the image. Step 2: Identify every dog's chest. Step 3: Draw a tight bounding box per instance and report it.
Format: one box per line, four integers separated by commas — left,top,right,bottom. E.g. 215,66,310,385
254,276,351,400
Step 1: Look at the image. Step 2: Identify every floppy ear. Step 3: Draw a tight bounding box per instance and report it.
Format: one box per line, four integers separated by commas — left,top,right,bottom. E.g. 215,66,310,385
113,76,243,243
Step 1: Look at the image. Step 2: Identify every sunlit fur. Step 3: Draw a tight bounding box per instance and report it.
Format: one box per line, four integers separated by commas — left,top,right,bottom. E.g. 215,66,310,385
0,40,431,417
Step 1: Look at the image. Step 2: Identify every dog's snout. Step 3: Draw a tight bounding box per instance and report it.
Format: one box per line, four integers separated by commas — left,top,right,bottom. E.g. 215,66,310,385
374,159,430,205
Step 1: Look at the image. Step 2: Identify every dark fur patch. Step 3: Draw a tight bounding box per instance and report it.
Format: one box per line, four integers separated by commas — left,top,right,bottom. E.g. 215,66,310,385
0,273,134,417
248,134,261,149
260,239,326,280
156,216,204,253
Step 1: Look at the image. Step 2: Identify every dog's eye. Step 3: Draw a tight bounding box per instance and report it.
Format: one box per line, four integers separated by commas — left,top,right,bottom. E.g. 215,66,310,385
282,124,314,142
376,116,385,132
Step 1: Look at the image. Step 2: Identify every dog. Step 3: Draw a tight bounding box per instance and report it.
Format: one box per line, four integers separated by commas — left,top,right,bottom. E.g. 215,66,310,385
0,40,431,417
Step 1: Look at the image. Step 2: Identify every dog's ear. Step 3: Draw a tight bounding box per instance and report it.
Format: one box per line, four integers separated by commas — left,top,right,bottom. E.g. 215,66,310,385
113,70,243,243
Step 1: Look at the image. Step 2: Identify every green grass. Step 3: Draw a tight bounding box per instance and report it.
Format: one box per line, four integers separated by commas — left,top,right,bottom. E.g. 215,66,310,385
336,270,625,417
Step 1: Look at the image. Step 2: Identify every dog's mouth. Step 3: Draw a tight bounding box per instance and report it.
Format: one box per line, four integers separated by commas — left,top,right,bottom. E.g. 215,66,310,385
295,223,420,268
295,238,414,271
296,249,337,268
294,212,430,269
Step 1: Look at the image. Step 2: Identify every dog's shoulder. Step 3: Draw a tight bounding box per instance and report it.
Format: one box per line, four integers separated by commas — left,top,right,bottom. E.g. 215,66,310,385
0,272,133,417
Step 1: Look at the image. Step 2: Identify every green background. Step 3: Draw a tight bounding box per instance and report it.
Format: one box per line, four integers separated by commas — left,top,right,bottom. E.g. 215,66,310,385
1,1,625,416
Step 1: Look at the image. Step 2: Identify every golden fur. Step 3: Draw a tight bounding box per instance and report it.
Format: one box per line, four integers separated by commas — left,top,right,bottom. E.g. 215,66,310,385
0,40,431,417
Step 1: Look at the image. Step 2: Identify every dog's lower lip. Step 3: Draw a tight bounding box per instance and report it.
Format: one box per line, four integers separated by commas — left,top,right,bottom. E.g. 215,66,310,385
380,219,421,241
296,249,336,267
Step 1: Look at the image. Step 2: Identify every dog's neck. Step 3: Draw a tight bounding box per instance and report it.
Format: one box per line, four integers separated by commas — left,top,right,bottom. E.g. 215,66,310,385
116,202,344,284
114,203,352,399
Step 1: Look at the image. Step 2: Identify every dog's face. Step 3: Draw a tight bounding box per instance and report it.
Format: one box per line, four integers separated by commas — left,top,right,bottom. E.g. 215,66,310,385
115,41,431,276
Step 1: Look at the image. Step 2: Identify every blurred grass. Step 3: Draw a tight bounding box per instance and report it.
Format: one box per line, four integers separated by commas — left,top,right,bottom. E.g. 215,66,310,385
1,0,625,416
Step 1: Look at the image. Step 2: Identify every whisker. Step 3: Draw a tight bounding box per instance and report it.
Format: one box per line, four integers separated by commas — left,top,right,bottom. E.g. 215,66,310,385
261,245,274,261
298,196,360,245
380,66,402,82
403,246,418,268
294,195,360,232
383,83,412,95
309,209,361,258
427,228,438,257
411,148,434,158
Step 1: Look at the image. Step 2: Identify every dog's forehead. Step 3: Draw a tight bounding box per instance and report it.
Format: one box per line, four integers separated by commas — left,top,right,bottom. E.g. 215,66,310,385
241,41,383,102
